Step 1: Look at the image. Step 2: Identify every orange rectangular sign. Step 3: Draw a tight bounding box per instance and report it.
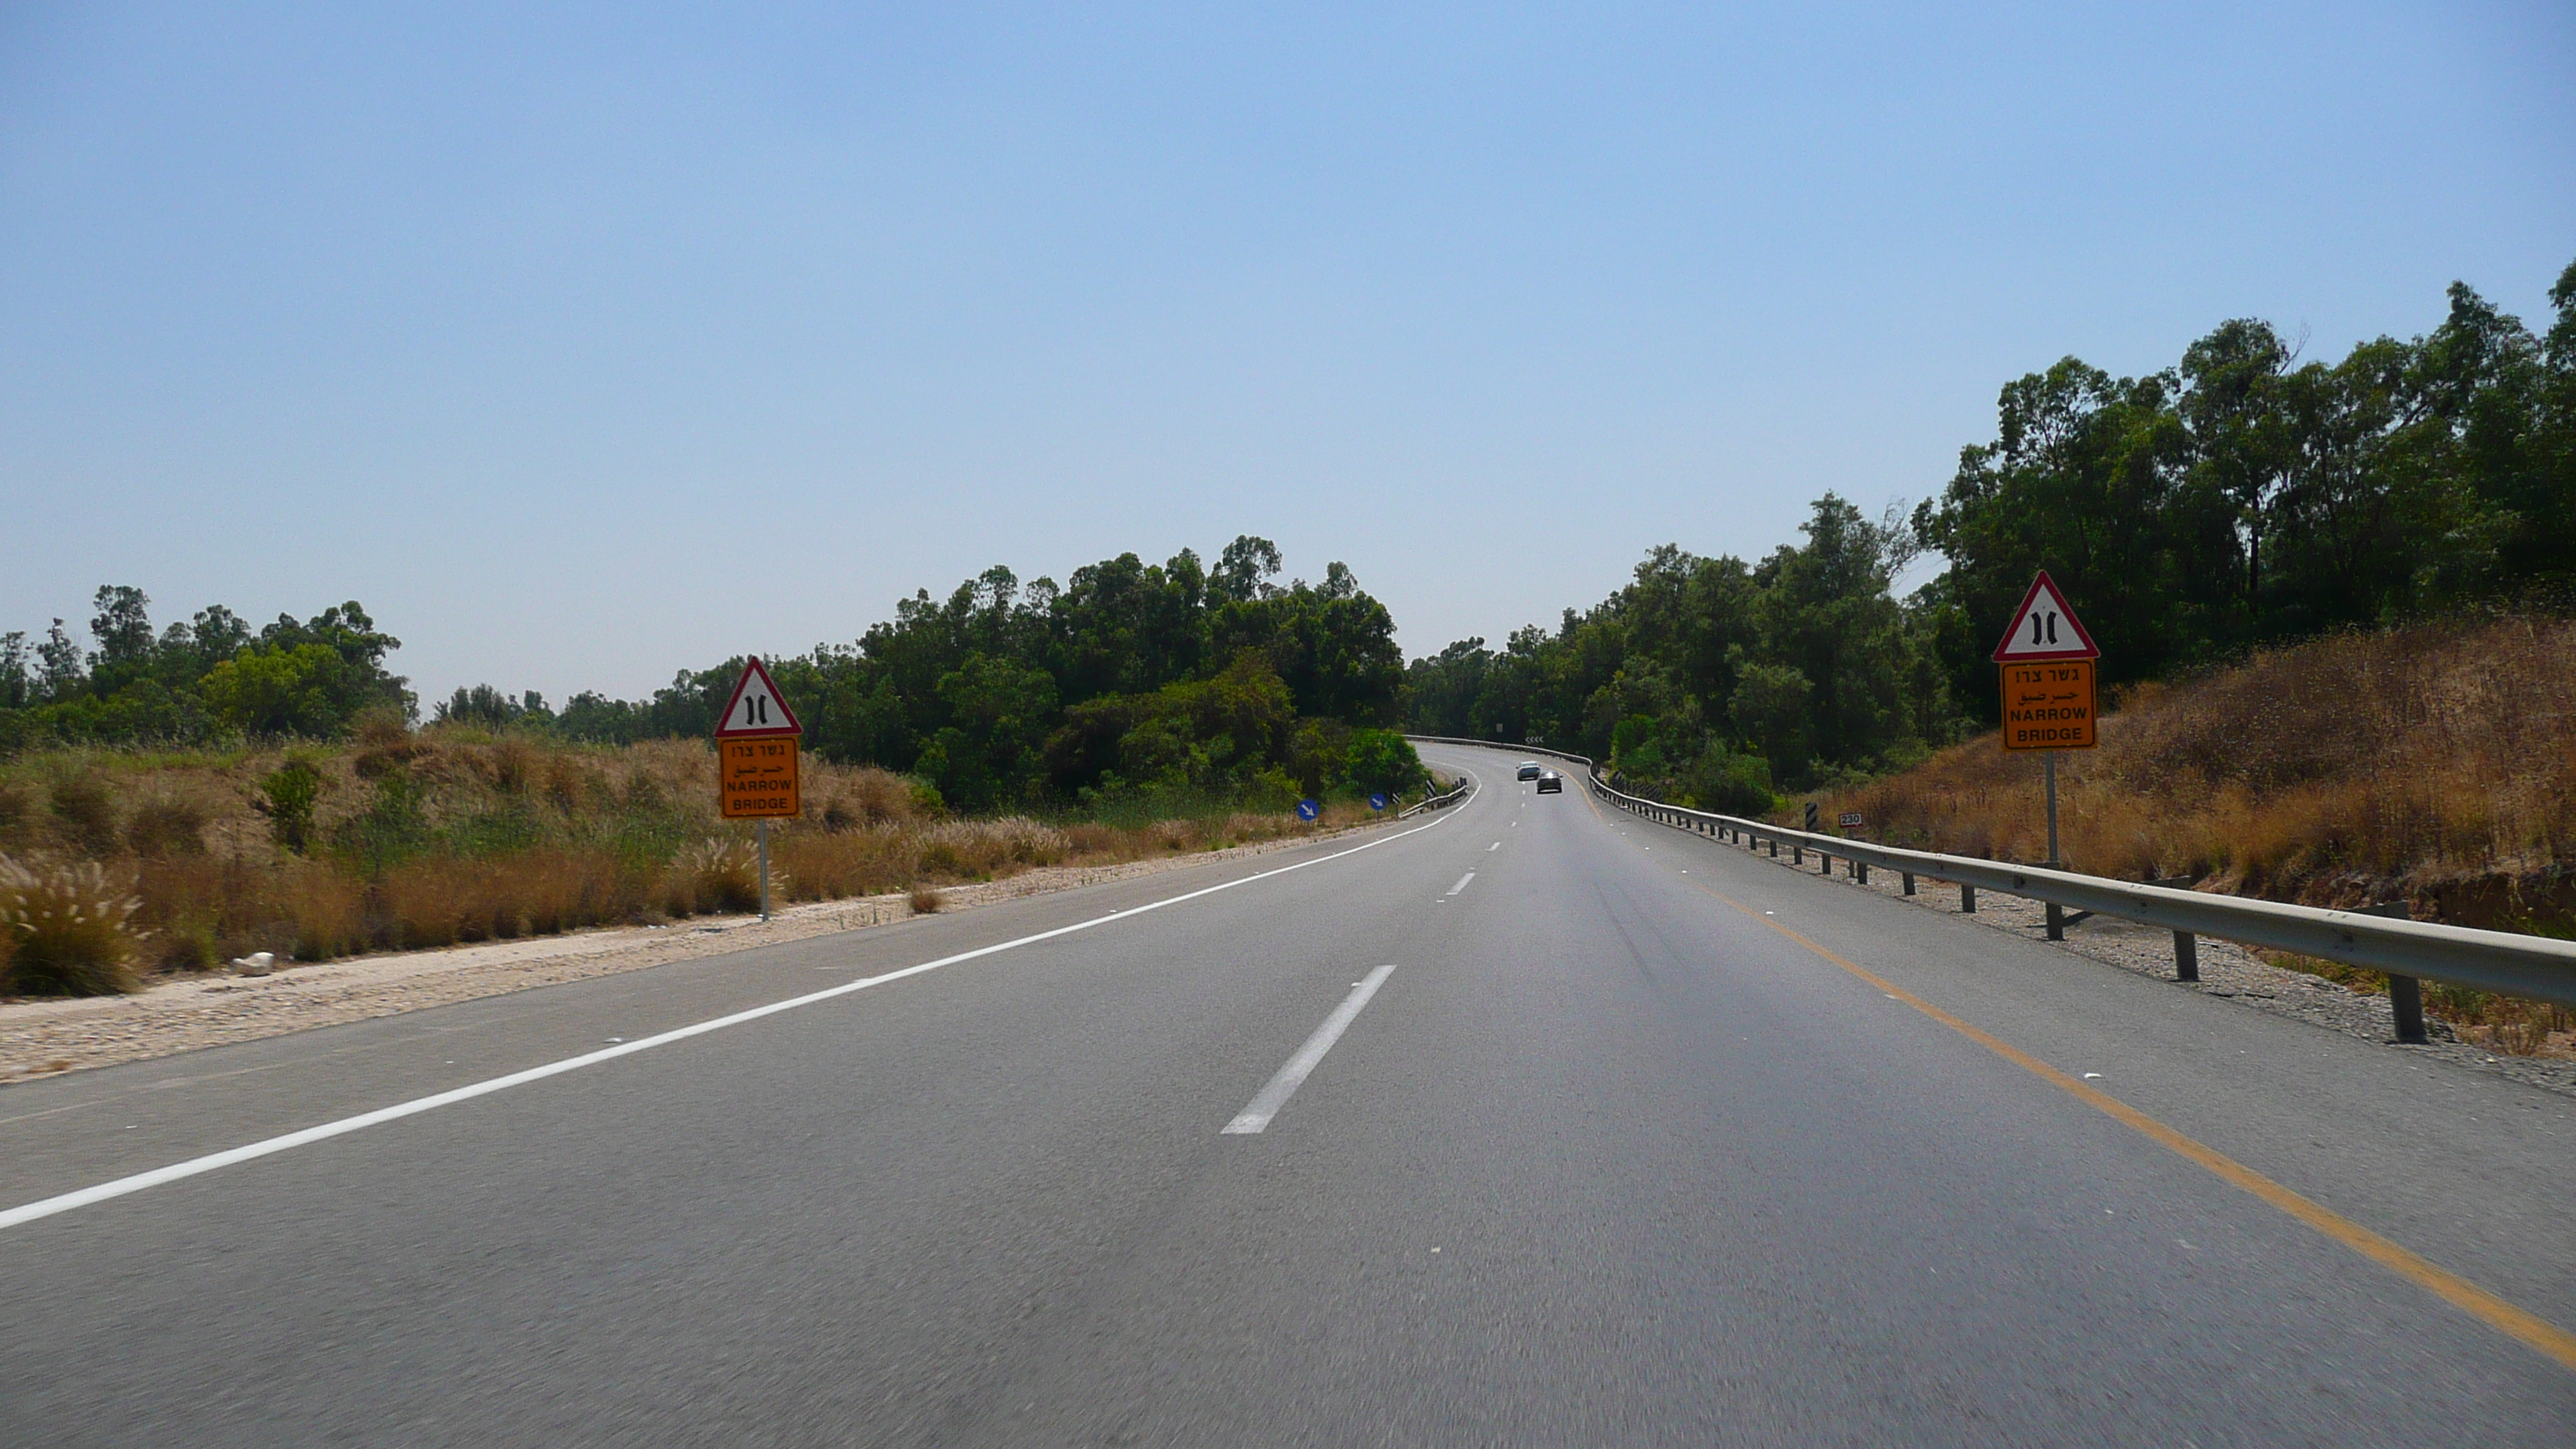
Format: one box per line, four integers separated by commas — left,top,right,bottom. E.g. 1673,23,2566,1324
718,736,802,819
2000,659,2097,751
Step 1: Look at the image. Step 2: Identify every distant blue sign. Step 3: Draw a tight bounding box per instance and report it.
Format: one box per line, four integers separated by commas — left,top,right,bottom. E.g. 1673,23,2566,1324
1368,793,1390,812
1295,798,1321,821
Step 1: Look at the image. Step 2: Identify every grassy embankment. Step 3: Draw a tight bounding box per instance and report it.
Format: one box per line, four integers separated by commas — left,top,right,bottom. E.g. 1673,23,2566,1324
1808,615,2576,1056
0,721,1393,996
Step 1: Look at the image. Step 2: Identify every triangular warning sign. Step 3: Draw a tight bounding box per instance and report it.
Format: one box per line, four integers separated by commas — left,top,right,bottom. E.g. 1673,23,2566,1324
714,657,805,738
1990,570,2100,662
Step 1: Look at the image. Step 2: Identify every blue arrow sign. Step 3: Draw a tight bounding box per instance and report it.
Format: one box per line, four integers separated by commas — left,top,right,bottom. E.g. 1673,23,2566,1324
1295,798,1321,821
1368,793,1390,812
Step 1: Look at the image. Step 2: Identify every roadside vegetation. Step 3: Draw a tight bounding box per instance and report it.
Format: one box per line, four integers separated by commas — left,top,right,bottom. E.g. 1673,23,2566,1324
0,533,1434,998
1403,259,2576,799
1402,259,2576,1054
0,721,1403,997
1811,615,2576,1056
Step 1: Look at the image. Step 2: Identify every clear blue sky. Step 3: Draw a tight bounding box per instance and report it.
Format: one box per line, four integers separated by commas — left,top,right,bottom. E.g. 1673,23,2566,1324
4,2,2570,705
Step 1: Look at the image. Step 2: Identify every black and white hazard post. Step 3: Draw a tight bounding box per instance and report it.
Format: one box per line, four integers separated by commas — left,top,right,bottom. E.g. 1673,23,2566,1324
1992,571,2101,938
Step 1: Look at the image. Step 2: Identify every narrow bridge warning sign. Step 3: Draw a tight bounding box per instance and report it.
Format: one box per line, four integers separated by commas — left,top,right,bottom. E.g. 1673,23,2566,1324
1990,570,2099,664
716,658,803,819
1993,572,2100,752
2001,659,2096,751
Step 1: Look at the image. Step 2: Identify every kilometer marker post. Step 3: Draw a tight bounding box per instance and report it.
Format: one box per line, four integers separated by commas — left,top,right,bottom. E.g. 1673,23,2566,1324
1992,572,2101,940
714,656,807,921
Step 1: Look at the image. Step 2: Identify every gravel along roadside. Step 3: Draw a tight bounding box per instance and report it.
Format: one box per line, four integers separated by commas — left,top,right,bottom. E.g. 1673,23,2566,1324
0,822,1396,1085
1690,826,2576,1099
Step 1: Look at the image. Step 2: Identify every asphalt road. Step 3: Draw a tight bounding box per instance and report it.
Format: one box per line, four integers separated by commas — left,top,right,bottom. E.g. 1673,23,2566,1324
2,741,2571,1446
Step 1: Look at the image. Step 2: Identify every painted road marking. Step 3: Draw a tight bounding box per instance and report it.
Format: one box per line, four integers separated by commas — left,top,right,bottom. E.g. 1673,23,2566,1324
1447,872,1476,896
1692,874,2576,1375
1488,841,1501,851
0,793,1478,1236
1221,965,1396,1134
1552,742,2576,1372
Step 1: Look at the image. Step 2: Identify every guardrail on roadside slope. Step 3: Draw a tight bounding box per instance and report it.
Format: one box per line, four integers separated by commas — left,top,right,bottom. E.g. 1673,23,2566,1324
1398,776,1475,818
1406,734,2576,1020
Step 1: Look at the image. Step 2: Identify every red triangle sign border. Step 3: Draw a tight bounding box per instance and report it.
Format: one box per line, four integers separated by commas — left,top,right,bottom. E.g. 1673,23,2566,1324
714,656,806,738
1989,570,2102,663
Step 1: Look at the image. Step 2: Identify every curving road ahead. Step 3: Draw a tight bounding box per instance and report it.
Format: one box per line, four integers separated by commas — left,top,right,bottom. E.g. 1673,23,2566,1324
2,741,2571,1445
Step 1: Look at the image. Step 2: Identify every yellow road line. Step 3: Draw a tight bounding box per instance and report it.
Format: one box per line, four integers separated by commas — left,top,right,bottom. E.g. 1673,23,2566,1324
1591,783,2576,1374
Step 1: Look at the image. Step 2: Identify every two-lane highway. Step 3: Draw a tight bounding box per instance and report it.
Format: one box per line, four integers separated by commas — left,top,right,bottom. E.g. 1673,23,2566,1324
2,742,2571,1445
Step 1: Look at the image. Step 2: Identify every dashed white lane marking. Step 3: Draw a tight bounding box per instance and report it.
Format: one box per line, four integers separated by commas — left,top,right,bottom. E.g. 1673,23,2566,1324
1447,872,1476,896
0,800,1477,1235
1488,841,1500,851
1222,965,1396,1134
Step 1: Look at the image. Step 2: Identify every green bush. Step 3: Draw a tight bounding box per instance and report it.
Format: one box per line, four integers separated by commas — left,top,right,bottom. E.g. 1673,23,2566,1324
1,855,145,995
255,759,326,854
1341,728,1426,796
1609,714,1663,776
330,769,434,874
1685,745,1774,816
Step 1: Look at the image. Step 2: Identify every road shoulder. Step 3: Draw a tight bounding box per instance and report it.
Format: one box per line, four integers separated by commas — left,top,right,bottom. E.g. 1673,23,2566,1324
0,821,1399,1084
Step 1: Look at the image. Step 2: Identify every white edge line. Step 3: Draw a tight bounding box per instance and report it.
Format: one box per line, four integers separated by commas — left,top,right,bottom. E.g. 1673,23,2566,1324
1220,964,1397,1134
0,782,1476,1235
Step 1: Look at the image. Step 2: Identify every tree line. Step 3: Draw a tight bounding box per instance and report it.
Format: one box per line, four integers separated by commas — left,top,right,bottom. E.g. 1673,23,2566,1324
1402,260,2576,807
529,536,1420,810
1,537,1423,814
0,592,410,754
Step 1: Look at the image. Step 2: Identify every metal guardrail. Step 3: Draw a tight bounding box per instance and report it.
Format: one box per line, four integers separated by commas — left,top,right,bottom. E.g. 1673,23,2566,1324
1398,777,1474,818
1407,735,2576,1015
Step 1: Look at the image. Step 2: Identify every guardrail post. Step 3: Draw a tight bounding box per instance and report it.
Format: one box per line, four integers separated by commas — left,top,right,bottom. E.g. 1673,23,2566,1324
1855,860,1869,885
2173,930,2197,982
2359,901,2428,1044
1819,851,1831,876
2045,903,2065,941
1793,844,1803,865
1961,883,1976,913
1769,838,1778,858
1901,872,1915,896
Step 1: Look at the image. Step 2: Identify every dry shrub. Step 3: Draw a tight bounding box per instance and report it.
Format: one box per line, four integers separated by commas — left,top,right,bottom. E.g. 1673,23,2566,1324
1,855,146,995
0,728,1382,975
771,826,911,901
125,793,211,858
910,817,1070,881
817,767,923,829
2469,997,2571,1056
542,754,600,814
372,851,642,947
46,772,121,857
675,838,763,914
908,886,944,913
354,733,437,780
1816,616,2576,1042
286,863,368,961
1824,616,2576,909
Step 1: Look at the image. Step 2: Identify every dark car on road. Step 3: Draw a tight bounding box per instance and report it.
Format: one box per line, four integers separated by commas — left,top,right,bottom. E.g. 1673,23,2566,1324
1517,761,1543,780
1536,770,1563,793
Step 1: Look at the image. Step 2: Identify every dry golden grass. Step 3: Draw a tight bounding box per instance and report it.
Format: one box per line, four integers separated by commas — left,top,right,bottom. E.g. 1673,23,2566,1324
1823,617,2576,903
0,727,1382,992
1814,615,2576,1050
1,855,147,995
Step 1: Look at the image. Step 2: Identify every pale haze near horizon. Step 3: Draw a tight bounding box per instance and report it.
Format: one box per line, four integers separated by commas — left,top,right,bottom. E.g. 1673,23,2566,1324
3,2,2569,708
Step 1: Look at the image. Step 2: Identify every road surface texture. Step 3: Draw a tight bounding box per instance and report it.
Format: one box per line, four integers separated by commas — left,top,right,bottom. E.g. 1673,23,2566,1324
2,741,2570,1445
